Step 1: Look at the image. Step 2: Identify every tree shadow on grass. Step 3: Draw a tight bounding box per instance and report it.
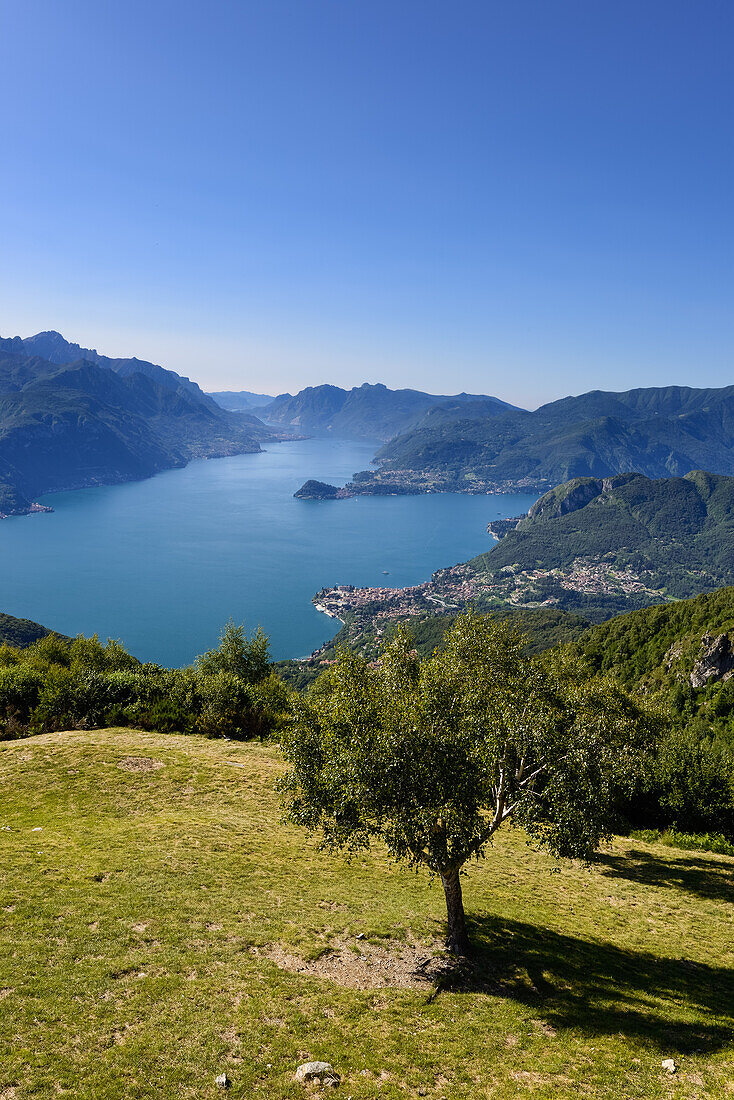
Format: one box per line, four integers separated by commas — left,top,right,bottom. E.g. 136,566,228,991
593,845,734,905
450,914,734,1055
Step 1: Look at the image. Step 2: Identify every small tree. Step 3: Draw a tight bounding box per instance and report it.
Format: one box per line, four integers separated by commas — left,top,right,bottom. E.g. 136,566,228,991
280,613,658,955
196,620,270,684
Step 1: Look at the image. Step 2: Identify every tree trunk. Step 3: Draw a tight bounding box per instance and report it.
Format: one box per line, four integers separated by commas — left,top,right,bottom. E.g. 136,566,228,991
440,866,470,956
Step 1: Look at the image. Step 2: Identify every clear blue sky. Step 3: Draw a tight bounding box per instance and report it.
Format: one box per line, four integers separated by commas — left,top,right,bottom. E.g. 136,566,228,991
0,0,731,406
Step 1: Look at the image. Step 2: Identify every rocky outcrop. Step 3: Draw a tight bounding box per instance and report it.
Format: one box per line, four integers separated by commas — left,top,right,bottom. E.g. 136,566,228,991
690,633,734,689
487,517,523,539
525,473,644,525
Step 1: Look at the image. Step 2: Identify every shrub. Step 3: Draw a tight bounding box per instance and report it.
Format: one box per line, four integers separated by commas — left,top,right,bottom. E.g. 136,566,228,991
631,828,734,857
0,665,44,736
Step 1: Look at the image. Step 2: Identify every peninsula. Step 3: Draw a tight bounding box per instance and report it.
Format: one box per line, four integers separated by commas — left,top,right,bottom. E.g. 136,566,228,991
293,480,350,500
306,469,734,657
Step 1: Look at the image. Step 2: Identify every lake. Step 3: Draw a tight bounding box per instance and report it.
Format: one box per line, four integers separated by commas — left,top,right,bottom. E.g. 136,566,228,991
2,438,537,665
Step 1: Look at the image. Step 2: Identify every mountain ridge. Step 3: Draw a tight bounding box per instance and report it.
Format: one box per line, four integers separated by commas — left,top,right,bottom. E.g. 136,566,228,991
368,382,734,491
261,382,521,442
0,334,275,517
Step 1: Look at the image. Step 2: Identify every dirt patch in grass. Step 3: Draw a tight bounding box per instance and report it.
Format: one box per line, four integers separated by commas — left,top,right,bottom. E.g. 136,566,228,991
257,936,460,990
116,756,164,773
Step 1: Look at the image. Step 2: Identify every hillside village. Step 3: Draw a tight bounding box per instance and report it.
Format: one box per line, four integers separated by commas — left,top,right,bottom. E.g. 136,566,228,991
313,556,668,642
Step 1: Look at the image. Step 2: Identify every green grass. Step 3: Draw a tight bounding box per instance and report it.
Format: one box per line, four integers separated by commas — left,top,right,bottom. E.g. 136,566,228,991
631,828,734,857
1,730,733,1099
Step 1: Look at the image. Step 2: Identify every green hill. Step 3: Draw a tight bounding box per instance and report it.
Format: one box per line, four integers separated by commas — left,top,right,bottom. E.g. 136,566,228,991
561,586,734,840
569,585,734,736
0,611,58,648
461,470,734,619
1,728,732,1099
371,384,734,491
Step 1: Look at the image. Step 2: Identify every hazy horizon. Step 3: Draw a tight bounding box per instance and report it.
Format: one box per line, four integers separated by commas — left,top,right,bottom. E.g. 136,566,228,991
11,324,732,413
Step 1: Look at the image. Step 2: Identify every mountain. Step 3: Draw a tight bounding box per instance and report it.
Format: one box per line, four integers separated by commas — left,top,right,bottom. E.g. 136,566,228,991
261,383,520,442
0,335,274,516
465,469,734,618
13,330,214,401
208,390,274,411
0,610,59,648
370,384,734,492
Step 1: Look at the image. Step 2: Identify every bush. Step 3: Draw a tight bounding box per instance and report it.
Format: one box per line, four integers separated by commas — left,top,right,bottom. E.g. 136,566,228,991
653,726,734,837
0,665,44,734
195,621,271,683
631,828,734,857
30,667,125,734
0,629,292,743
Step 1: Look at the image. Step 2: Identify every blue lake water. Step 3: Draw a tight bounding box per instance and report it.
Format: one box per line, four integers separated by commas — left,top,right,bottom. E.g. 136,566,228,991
1,438,537,665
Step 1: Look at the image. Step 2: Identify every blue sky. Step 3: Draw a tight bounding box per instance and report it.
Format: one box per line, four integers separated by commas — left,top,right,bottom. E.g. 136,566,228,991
0,1,731,406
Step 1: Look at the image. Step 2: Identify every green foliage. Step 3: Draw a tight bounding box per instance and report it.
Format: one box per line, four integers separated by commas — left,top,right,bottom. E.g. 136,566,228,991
565,586,734,837
0,664,44,738
0,627,290,742
647,727,734,837
467,471,734,618
280,613,657,951
630,827,734,856
196,620,271,683
0,610,58,648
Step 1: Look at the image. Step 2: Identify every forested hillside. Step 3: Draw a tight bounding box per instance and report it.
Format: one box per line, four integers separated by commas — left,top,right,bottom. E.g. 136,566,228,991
371,383,734,490
462,469,734,617
0,611,58,648
564,586,734,838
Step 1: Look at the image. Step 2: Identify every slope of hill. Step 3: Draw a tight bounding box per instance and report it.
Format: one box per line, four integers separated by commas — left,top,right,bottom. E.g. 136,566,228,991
566,586,734,836
570,584,734,693
369,383,734,492
2,728,732,1099
309,470,734,639
0,337,274,515
0,610,58,647
483,469,733,580
458,469,734,618
14,330,206,400
262,382,520,441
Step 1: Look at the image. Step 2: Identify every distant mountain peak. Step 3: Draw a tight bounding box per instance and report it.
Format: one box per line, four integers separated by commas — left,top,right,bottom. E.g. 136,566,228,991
0,331,275,517
262,382,519,442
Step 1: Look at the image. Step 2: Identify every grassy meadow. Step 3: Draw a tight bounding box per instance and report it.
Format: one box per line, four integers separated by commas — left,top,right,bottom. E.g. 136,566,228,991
1,729,733,1099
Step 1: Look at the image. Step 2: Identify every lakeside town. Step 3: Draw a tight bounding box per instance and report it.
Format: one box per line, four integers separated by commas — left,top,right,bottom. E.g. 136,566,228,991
311,555,670,649
296,469,550,499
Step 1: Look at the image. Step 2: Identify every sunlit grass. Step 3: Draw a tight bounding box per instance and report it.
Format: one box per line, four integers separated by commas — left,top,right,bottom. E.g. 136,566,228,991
1,729,732,1098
